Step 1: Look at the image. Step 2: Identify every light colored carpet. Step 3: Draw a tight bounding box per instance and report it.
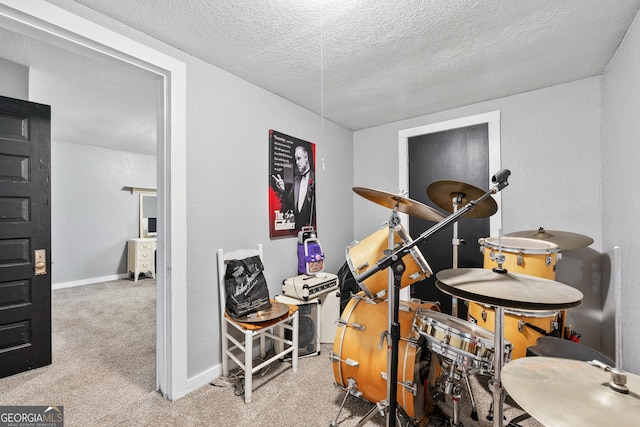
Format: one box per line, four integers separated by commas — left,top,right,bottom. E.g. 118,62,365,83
0,279,542,426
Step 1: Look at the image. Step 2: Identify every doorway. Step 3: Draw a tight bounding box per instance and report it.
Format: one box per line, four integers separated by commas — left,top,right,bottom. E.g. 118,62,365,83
0,1,188,399
398,112,502,316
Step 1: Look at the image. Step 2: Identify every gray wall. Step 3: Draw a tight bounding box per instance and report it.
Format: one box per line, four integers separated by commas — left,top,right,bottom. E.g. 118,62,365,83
185,56,354,376
44,0,356,380
601,7,640,374
353,77,604,352
36,0,640,391
0,57,28,99
50,140,156,286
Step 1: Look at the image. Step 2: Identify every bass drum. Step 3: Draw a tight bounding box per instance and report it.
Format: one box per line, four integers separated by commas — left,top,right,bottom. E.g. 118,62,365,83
331,293,440,422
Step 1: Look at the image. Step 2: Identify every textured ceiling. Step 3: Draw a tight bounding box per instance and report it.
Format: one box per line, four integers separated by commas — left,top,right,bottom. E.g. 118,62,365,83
74,0,640,130
2,1,640,155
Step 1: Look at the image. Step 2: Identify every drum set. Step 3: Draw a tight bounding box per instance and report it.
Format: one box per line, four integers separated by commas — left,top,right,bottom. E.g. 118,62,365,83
326,170,618,427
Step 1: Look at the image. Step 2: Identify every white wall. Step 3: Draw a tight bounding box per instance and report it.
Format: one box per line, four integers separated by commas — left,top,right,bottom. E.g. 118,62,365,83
354,77,604,352
50,140,156,287
601,8,640,374
0,57,28,99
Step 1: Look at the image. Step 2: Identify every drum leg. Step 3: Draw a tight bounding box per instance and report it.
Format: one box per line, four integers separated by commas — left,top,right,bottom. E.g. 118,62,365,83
355,401,387,427
330,378,357,427
461,368,479,421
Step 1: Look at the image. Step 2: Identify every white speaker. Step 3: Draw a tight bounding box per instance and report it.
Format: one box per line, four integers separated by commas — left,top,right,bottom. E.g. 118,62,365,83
314,290,340,343
275,295,320,358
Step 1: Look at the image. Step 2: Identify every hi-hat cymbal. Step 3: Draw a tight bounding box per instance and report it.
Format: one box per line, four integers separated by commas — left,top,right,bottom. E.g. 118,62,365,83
353,187,446,222
435,268,583,310
426,180,498,218
506,227,594,250
502,357,640,426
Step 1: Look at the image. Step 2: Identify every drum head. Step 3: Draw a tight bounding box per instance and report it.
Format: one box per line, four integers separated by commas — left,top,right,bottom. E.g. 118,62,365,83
483,236,559,253
422,310,495,342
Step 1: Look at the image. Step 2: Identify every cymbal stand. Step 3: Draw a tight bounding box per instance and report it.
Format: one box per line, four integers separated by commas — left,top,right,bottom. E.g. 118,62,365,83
486,248,507,427
451,194,463,318
385,209,406,427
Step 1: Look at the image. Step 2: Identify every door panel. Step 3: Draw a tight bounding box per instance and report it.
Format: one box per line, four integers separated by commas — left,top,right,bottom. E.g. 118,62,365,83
0,95,51,378
408,124,489,317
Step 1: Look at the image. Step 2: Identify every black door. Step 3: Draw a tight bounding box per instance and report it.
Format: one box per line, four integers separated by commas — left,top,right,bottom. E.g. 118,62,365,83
408,124,490,318
0,95,51,378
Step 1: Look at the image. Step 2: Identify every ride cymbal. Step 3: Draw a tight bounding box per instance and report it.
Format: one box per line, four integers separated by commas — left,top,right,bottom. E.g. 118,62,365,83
506,227,594,250
426,180,498,218
353,187,446,222
502,357,640,426
435,268,583,310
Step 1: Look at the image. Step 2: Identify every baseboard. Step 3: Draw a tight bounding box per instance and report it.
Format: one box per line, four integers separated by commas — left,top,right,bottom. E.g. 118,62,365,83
52,273,130,290
187,364,222,394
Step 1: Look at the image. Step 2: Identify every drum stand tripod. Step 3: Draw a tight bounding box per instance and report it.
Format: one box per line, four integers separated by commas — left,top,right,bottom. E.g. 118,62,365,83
346,170,510,427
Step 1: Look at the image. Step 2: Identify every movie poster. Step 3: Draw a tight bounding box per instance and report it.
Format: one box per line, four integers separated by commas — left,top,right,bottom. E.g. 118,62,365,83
269,130,316,239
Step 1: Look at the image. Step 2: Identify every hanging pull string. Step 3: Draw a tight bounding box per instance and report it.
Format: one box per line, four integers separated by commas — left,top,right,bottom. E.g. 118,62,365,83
320,2,325,148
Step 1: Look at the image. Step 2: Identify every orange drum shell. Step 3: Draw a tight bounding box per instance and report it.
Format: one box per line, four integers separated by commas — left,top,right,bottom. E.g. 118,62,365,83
347,226,430,301
332,295,439,420
480,236,559,280
468,303,559,359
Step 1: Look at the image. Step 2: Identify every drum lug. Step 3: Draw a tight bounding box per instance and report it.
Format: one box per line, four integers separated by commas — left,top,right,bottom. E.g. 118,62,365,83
481,309,487,323
400,381,418,395
336,318,366,331
356,261,369,271
379,331,389,350
329,351,360,367
375,289,387,300
517,251,524,266
545,255,553,266
408,271,421,280
518,319,525,332
489,250,505,266
379,372,418,395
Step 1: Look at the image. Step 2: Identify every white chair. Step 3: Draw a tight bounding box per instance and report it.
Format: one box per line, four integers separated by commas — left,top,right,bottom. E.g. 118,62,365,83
217,244,299,402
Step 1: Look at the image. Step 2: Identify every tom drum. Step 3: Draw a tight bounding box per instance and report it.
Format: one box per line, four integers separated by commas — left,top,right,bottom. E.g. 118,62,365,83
346,224,431,301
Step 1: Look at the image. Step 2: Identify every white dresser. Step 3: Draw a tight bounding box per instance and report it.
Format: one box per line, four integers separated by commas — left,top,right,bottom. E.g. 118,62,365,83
127,238,157,282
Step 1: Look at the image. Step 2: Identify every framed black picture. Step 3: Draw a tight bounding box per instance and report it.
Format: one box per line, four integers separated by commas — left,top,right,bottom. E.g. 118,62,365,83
269,130,316,238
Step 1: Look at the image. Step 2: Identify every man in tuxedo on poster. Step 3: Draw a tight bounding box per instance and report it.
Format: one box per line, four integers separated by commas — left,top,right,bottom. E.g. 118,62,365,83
273,144,316,231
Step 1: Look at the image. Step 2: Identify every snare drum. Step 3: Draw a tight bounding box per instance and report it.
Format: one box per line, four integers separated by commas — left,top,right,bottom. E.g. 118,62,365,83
331,293,440,421
414,310,512,373
467,304,561,360
346,224,432,301
479,236,560,280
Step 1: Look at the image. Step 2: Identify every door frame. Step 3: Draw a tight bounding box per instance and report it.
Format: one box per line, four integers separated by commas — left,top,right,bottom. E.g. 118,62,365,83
398,111,503,235
0,0,188,400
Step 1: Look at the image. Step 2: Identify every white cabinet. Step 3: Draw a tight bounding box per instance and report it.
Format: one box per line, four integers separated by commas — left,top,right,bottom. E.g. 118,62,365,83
128,238,157,282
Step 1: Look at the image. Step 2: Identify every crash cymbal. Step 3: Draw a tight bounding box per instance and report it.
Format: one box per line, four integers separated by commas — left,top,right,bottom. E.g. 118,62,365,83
435,268,583,310
426,180,498,218
502,357,640,426
506,227,594,250
353,187,446,222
